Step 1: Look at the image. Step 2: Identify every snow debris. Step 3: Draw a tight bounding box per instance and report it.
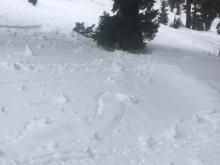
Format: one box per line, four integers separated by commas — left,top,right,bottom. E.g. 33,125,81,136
47,141,59,150
193,114,205,124
165,124,180,140
85,147,95,158
115,93,138,104
56,94,70,104
24,44,34,56
0,0,220,165
111,62,123,73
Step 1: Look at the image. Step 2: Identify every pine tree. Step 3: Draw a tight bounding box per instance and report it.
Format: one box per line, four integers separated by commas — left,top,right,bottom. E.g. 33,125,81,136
159,0,169,25
200,0,219,31
94,12,121,50
168,0,175,12
185,0,220,31
168,0,184,13
191,0,204,31
28,0,38,6
94,0,159,52
176,1,181,15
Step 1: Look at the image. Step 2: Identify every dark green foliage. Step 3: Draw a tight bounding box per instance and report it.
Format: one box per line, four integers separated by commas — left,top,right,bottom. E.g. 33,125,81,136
199,0,219,31
94,12,145,52
170,17,182,29
139,9,159,40
185,0,192,28
176,3,181,15
159,0,169,25
94,0,159,52
93,12,121,50
168,0,184,12
168,0,175,12
74,0,159,52
191,1,204,31
28,0,38,6
73,22,95,38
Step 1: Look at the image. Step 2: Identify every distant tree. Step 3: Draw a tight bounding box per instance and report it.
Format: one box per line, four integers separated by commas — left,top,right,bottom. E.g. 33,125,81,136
170,16,182,29
176,2,181,15
185,0,220,31
168,0,175,12
28,0,38,6
191,0,204,31
168,0,184,13
159,0,169,25
200,0,219,31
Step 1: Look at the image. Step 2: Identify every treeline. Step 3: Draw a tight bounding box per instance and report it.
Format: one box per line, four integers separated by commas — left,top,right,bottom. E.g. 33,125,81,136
185,0,220,31
159,0,220,31
73,0,220,52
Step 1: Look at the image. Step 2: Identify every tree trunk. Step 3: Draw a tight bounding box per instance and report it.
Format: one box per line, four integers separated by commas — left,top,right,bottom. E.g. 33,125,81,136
186,0,192,28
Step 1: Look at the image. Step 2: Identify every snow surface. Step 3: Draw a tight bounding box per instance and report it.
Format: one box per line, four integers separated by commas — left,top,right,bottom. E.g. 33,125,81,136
0,0,220,165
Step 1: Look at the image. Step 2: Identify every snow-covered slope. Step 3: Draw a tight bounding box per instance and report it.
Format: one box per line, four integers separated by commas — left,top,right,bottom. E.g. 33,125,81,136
0,0,220,165
0,0,112,33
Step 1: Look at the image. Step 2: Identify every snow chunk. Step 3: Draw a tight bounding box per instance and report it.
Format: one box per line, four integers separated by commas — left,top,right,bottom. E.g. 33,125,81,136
165,124,180,140
24,44,34,56
139,136,155,149
56,94,70,104
111,62,123,73
116,93,139,104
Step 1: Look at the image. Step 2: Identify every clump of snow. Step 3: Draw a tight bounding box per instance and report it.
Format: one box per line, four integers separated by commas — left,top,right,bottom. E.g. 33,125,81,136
111,62,123,73
24,44,34,56
56,94,70,104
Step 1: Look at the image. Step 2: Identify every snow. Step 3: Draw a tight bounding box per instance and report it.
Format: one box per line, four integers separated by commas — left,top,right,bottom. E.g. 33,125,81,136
0,0,220,165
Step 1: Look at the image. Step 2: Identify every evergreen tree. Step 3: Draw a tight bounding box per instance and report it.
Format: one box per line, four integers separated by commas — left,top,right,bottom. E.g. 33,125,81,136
176,1,181,15
159,0,169,25
94,0,159,52
185,0,220,31
200,0,219,31
94,12,121,50
168,0,184,13
168,0,175,12
28,0,38,6
191,0,204,31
